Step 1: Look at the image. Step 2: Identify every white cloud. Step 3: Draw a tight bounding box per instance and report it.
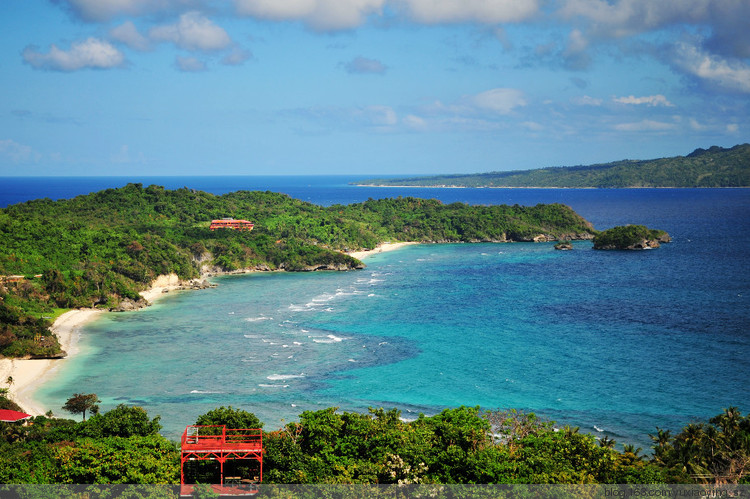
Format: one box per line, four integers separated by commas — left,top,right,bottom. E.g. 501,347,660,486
670,41,750,94
726,124,739,133
0,139,40,163
400,0,539,24
22,38,125,71
176,55,207,71
150,11,232,51
572,95,603,106
57,0,185,22
559,0,711,37
471,88,527,115
613,119,675,132
110,21,152,51
236,0,539,30
613,94,675,107
235,0,386,31
343,56,387,74
558,0,750,59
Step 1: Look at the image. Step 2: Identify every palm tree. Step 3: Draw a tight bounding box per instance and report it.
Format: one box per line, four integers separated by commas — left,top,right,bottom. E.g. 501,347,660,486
599,435,616,448
622,444,644,460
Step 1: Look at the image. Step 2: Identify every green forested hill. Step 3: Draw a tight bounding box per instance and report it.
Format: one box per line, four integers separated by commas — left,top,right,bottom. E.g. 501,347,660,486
0,184,595,357
358,144,750,188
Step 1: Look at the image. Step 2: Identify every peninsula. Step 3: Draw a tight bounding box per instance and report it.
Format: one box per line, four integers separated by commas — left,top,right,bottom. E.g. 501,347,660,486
0,185,597,359
356,143,750,188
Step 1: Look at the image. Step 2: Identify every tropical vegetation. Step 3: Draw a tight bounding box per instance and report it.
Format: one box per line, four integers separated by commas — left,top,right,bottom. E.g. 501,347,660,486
357,143,750,188
0,184,595,357
593,225,671,250
0,400,747,485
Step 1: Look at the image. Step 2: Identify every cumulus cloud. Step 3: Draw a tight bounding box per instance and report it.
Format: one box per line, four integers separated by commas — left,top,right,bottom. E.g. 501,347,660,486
22,38,125,71
400,0,540,24
110,21,152,51
54,0,185,22
560,0,705,34
558,0,750,59
343,56,387,74
613,94,674,106
150,11,232,51
235,0,540,30
235,0,386,31
470,88,527,115
669,41,750,94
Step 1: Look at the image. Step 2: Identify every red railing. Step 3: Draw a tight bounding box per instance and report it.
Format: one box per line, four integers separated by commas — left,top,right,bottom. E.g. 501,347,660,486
181,425,263,451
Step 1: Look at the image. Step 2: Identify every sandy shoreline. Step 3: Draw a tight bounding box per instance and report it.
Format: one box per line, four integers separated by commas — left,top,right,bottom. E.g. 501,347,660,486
347,241,418,260
1,245,415,416
0,274,186,416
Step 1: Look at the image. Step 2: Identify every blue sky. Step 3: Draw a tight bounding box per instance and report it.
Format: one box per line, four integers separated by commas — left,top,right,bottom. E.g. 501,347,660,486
1,0,748,176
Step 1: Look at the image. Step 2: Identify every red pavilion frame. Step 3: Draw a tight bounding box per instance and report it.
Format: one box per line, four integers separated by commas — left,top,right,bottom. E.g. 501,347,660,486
180,425,263,496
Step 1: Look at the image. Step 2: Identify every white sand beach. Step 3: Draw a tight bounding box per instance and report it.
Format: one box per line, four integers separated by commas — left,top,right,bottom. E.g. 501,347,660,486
0,273,185,416
347,241,418,260
0,309,103,416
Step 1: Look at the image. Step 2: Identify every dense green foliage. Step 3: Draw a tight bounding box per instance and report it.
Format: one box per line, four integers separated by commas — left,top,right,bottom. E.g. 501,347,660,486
261,406,662,484
0,405,177,484
651,407,750,484
0,184,595,357
1,402,746,484
593,225,670,250
359,143,750,188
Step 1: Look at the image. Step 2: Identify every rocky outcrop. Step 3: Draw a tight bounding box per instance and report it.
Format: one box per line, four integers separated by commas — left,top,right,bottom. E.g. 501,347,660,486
111,298,148,312
554,241,573,250
302,262,366,271
593,225,671,250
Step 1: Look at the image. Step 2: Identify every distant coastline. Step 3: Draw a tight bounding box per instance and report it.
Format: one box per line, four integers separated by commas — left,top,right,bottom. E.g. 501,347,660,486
354,184,749,189
354,143,750,189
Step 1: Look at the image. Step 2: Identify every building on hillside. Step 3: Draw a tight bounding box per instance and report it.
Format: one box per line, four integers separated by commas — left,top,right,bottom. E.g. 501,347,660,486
0,409,32,423
209,218,254,231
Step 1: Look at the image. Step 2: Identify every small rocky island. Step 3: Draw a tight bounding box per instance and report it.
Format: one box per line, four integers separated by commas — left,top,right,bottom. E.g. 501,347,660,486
593,225,671,250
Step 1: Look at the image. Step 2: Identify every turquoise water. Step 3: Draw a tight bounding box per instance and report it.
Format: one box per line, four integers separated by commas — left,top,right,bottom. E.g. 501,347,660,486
26,185,750,451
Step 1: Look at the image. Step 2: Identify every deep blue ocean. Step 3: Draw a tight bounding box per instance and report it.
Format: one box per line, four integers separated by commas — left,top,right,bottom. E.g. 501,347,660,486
2,176,749,451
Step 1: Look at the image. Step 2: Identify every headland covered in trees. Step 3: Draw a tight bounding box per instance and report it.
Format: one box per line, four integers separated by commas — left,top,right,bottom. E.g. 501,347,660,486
356,143,750,188
0,183,596,361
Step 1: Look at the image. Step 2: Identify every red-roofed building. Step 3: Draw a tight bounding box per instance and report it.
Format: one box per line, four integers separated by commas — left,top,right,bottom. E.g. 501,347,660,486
0,409,31,423
209,219,254,231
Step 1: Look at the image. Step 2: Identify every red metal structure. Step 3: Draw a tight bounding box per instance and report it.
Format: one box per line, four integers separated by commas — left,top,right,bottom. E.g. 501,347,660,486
209,219,254,231
180,425,263,496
